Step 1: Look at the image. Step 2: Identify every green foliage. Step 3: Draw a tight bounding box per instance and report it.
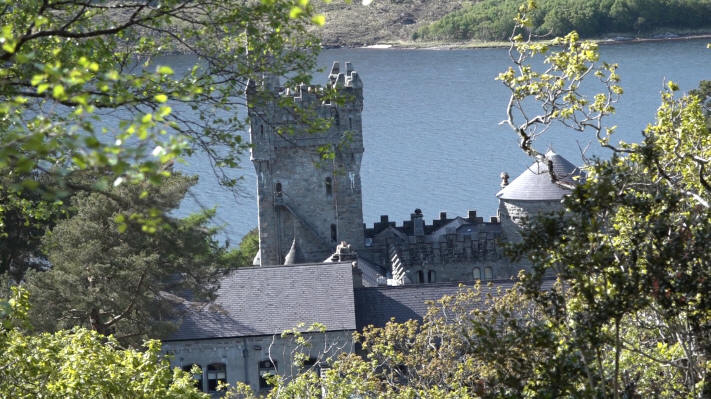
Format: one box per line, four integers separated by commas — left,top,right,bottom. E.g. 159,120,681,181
222,228,260,267
230,281,706,398
0,171,68,281
0,0,326,230
415,0,711,42
689,80,711,129
500,5,711,396
0,287,208,399
23,173,228,345
227,281,709,398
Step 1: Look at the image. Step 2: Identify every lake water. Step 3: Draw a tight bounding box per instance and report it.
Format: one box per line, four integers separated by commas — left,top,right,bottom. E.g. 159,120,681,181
174,39,711,246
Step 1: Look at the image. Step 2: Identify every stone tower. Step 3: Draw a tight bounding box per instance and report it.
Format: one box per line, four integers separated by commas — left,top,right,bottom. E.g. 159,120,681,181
248,62,365,266
496,150,582,242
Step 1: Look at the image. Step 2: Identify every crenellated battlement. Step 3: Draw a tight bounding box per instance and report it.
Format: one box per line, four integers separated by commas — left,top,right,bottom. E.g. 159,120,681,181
364,209,499,238
359,208,508,282
255,61,363,108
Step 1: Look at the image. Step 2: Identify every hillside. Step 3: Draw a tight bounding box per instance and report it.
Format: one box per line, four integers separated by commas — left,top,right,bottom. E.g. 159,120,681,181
314,0,711,48
314,0,466,47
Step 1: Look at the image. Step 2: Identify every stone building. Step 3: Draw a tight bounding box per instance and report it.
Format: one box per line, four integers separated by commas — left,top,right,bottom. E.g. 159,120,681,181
162,62,578,395
162,262,358,395
162,254,558,396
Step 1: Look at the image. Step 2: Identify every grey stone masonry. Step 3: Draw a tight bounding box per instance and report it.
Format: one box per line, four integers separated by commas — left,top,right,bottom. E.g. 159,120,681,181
360,210,522,283
248,62,365,266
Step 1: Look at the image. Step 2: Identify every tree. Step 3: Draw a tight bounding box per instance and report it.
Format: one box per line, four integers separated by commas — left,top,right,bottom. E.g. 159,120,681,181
689,80,711,129
0,0,327,231
0,171,68,281
0,0,333,340
497,2,711,397
23,173,228,345
0,286,208,399
223,227,260,267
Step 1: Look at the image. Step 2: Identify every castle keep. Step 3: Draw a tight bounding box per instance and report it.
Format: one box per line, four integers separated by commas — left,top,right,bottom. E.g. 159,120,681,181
247,62,365,266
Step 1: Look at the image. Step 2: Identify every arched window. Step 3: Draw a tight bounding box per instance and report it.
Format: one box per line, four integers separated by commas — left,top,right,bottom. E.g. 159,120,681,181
182,364,203,392
427,270,436,283
484,267,493,281
258,359,277,390
275,182,282,196
330,224,337,242
417,270,424,284
472,267,481,281
325,177,332,196
206,363,226,393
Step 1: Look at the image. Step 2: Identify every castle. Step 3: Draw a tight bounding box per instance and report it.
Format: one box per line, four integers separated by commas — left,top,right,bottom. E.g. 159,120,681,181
247,61,581,284
161,62,579,395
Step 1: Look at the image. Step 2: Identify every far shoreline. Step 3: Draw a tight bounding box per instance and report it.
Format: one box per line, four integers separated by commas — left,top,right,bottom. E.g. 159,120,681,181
339,32,711,51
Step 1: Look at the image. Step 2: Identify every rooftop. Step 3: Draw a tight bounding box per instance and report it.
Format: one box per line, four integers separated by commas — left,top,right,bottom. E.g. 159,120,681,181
497,150,582,201
165,262,357,341
354,279,556,330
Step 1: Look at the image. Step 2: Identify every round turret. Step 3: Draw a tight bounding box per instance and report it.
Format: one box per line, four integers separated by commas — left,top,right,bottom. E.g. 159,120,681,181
496,150,582,242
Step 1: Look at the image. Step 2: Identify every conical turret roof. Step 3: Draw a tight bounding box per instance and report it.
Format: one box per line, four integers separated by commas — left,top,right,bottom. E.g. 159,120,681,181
496,150,582,201
283,238,305,265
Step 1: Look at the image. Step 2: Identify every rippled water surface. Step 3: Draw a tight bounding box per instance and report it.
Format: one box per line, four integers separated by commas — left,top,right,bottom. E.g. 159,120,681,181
173,39,711,245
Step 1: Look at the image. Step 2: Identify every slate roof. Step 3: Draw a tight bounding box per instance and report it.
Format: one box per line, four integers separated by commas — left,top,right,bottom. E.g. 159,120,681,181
354,256,387,287
165,262,357,341
354,279,556,330
497,150,582,201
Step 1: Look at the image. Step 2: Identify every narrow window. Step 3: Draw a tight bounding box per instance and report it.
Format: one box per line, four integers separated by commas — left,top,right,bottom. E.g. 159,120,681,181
258,359,277,390
427,270,436,283
330,224,337,242
472,267,481,281
417,270,424,284
325,177,332,196
260,124,264,137
348,117,352,129
484,267,493,281
275,182,282,195
182,364,203,392
206,363,226,393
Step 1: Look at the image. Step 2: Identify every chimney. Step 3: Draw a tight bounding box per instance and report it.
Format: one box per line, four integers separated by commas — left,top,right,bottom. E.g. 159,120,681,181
411,208,424,236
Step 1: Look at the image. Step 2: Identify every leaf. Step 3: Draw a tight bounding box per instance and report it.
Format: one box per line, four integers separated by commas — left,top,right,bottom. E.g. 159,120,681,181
311,14,326,26
52,84,65,99
289,6,303,18
156,65,174,75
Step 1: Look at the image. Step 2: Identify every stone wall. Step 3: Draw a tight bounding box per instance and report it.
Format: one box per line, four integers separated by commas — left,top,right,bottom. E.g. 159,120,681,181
498,198,563,244
162,331,353,395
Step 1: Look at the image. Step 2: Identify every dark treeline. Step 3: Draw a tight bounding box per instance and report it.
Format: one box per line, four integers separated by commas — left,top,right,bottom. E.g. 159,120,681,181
414,0,711,42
